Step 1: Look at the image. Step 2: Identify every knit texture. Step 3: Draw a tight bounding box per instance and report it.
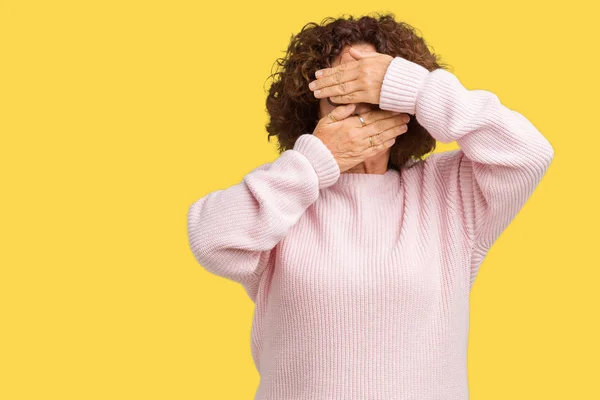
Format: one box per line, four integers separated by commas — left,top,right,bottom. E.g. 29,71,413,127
187,56,554,400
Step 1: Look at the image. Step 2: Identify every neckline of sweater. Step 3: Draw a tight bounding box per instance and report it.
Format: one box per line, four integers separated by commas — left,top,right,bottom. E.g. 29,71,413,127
329,167,401,192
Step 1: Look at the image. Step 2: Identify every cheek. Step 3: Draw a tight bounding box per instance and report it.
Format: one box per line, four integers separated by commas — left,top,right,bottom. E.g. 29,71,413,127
318,100,334,119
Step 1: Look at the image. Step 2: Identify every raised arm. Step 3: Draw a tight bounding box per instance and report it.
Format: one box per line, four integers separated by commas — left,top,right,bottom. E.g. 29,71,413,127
379,56,554,289
187,133,340,301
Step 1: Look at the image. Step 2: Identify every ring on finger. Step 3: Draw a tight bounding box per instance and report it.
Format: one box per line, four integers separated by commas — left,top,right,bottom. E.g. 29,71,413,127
368,133,380,148
356,114,367,127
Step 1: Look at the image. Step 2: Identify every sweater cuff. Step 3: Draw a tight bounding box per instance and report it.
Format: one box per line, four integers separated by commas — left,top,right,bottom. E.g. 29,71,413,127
292,133,340,189
379,56,431,115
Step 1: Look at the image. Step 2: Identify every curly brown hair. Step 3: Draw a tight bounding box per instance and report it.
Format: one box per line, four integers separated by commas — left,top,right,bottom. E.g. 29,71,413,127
264,13,453,171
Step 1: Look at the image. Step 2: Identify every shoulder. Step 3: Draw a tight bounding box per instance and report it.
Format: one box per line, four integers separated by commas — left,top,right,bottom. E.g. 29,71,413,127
401,150,467,198
414,150,465,183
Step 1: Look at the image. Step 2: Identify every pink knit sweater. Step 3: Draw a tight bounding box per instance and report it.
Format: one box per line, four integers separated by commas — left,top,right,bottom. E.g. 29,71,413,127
187,56,554,399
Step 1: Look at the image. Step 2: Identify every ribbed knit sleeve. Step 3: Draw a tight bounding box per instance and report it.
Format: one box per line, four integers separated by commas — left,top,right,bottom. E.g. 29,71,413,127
380,56,555,289
187,133,340,300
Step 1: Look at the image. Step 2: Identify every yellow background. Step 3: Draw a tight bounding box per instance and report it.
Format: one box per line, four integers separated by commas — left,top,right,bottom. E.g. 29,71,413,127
1,1,598,399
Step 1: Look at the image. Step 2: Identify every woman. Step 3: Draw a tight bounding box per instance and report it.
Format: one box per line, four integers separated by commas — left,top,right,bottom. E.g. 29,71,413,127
187,14,554,400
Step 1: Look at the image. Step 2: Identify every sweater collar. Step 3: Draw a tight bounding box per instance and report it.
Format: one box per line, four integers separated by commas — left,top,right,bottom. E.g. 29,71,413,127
329,167,401,193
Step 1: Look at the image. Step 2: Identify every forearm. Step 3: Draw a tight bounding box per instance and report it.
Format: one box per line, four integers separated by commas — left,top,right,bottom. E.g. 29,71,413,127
187,133,340,287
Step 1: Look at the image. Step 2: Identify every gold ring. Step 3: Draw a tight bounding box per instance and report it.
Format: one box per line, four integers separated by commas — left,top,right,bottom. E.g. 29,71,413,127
327,113,337,122
369,135,374,148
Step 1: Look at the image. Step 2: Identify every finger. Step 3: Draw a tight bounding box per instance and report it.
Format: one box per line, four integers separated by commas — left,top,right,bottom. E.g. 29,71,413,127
323,103,356,125
355,110,409,126
355,115,409,150
310,67,360,91
315,60,359,79
364,125,408,155
375,121,409,143
357,116,408,142
362,132,398,156
316,84,365,106
347,47,380,60
327,88,369,105
313,78,362,102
